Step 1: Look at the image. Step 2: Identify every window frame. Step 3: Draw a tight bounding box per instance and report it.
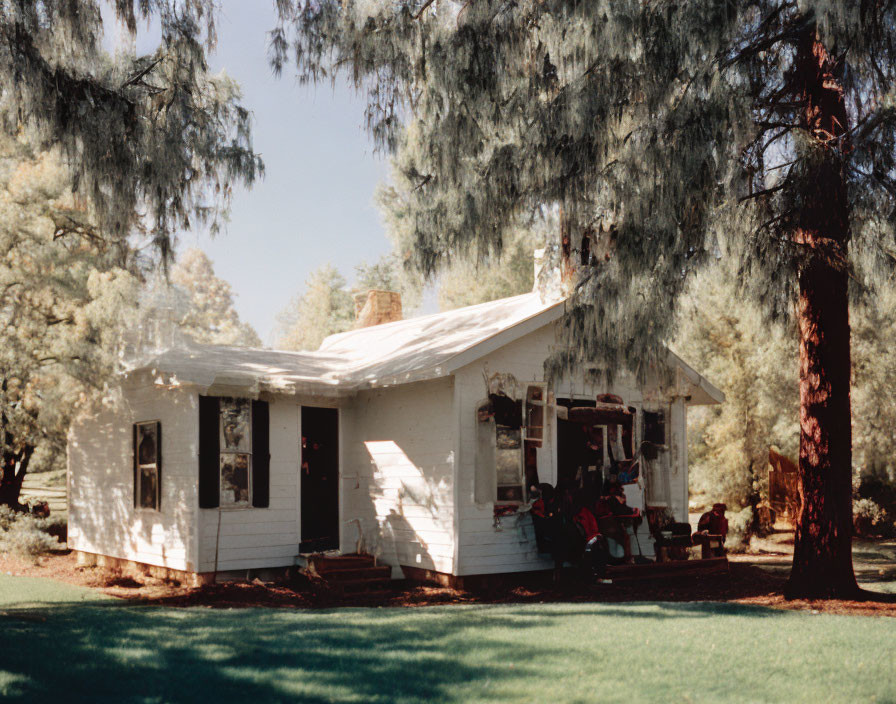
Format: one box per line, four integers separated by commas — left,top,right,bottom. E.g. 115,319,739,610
495,382,549,506
218,397,253,508
134,420,161,512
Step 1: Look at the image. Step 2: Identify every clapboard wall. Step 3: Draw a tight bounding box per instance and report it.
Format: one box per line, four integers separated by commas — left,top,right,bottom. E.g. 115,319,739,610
68,374,198,571
341,377,456,575
197,396,302,573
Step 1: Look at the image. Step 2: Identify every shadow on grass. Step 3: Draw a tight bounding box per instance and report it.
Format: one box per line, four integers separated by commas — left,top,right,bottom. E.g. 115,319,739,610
0,600,785,702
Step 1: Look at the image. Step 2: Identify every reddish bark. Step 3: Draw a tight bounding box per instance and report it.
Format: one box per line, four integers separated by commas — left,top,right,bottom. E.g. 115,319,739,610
785,31,859,599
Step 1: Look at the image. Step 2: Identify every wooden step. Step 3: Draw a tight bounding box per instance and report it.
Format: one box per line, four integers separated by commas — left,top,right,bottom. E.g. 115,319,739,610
315,566,391,582
308,554,376,573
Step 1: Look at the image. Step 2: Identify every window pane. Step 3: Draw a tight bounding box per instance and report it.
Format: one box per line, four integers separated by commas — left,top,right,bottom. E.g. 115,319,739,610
496,448,522,485
220,453,250,505
220,398,251,452
138,465,157,509
137,423,158,466
496,426,521,450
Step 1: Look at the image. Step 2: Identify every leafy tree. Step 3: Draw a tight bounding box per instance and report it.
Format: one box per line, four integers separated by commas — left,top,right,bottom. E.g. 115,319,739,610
851,282,896,489
0,1,262,261
272,1,896,598
273,264,354,351
675,261,799,535
376,180,545,309
0,2,261,507
169,248,262,347
679,265,896,541
354,252,423,314
0,137,141,508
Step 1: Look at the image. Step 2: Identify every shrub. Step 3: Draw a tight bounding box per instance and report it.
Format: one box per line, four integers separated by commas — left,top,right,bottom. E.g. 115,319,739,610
853,498,893,538
0,506,64,558
724,506,754,553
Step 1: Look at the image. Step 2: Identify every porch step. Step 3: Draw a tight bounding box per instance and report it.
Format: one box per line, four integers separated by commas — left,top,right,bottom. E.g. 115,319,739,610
308,553,377,574
302,553,392,597
314,565,392,582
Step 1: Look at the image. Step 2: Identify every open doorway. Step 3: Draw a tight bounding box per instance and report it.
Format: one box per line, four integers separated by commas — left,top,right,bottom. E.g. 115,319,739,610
300,406,339,553
556,396,636,495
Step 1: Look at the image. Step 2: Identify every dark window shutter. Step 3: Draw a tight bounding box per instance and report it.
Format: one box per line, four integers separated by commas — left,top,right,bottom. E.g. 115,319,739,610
252,400,270,508
156,421,162,511
198,396,220,508
132,423,138,508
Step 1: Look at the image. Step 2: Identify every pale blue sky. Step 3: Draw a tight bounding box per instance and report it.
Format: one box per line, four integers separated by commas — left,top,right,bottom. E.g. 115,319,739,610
172,4,395,343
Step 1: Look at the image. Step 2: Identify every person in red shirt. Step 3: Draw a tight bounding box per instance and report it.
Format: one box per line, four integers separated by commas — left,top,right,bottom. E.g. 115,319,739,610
594,484,634,562
695,503,728,539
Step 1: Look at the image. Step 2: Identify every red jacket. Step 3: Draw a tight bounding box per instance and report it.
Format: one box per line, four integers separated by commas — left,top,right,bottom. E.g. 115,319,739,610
574,507,601,540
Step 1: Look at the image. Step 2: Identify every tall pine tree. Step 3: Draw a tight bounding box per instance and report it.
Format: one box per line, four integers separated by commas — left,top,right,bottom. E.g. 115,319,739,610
0,3,262,506
272,1,896,598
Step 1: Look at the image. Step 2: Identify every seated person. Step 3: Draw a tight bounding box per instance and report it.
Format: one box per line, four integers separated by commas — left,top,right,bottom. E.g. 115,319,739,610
593,484,635,563
693,503,728,553
572,491,601,542
531,483,577,568
695,503,728,538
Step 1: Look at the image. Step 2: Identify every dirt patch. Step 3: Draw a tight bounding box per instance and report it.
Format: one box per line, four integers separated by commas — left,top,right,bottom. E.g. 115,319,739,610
2,550,894,616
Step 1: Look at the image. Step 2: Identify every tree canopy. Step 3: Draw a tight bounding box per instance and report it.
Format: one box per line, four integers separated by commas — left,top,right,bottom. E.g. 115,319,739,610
271,0,896,597
0,136,141,501
1,1,262,262
271,1,896,363
0,2,263,506
170,248,262,347
273,264,354,351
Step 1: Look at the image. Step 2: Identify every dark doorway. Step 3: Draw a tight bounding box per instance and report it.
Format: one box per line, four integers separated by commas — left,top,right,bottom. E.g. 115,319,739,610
300,406,339,553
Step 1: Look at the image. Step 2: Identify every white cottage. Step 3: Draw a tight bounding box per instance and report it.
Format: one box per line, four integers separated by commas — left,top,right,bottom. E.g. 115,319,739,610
68,291,723,583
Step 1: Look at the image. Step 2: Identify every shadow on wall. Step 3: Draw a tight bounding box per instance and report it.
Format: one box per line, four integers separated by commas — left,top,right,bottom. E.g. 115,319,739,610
69,389,196,570
358,440,448,573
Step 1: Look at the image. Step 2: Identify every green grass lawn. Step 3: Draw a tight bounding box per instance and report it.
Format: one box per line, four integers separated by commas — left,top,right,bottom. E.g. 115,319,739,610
0,574,894,703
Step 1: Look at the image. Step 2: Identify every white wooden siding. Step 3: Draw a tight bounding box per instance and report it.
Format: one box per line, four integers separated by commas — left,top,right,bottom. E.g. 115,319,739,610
340,378,456,575
68,376,198,571
196,397,301,572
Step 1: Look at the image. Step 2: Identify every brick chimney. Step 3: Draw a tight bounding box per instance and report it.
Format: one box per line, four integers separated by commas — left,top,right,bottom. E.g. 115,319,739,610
353,290,403,328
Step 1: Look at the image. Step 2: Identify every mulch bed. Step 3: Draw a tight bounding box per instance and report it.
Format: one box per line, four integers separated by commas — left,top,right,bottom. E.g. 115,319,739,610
2,551,894,616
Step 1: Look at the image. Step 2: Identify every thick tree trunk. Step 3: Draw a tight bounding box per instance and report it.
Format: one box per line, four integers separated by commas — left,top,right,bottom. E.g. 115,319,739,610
784,32,859,599
0,444,33,510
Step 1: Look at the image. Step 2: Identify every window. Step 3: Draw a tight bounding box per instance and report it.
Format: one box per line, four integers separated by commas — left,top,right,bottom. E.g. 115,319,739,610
219,398,252,506
496,425,524,502
198,396,270,510
643,410,666,447
133,421,161,510
475,382,547,506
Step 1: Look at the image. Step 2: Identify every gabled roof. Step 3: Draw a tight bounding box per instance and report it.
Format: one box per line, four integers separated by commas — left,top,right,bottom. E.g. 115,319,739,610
129,293,564,396
317,292,565,387
128,292,723,405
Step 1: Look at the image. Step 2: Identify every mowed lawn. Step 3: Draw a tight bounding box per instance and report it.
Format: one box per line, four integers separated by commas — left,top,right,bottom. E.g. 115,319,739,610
0,575,894,703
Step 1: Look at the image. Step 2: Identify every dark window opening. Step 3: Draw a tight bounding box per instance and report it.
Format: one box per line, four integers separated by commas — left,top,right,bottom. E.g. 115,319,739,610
643,410,666,446
134,421,161,510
